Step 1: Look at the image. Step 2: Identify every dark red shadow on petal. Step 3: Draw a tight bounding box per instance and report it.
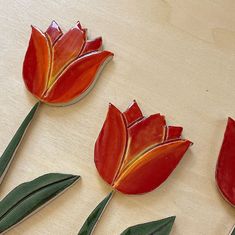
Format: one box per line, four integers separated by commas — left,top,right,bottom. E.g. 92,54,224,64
216,117,235,206
123,100,143,127
165,126,183,141
81,37,102,56
45,20,63,44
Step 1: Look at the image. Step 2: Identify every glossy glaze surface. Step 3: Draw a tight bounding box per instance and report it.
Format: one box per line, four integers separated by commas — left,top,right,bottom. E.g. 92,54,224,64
216,117,235,206
95,101,192,194
0,173,80,233
23,21,113,106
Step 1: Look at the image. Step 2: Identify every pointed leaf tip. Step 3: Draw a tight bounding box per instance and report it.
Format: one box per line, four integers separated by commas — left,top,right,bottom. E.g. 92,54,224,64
0,102,40,185
78,191,113,235
120,216,176,235
0,173,80,233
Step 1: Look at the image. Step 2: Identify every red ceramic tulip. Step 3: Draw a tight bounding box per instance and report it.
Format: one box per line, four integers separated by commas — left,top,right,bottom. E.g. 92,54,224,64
95,101,192,194
0,20,113,186
216,117,235,206
23,21,113,106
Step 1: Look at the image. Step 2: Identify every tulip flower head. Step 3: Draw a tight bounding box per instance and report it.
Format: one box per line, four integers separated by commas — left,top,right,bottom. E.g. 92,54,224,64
23,21,113,106
95,101,192,194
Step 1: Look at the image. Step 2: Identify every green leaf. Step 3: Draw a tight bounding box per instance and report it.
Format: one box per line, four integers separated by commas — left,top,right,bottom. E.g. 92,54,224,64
0,102,40,185
120,216,176,235
0,173,80,233
230,225,235,235
78,191,114,235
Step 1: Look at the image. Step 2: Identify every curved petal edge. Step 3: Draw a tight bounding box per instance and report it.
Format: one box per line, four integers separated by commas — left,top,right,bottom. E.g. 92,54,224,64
216,117,235,206
23,26,50,98
43,51,114,106
95,104,127,184
115,140,191,194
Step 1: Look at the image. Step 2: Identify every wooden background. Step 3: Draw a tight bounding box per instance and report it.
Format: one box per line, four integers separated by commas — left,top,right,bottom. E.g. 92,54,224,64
0,0,235,234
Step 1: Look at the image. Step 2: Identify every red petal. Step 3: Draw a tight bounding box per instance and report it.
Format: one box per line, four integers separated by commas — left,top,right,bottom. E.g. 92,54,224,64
123,100,143,127
114,140,191,194
49,24,86,85
165,126,183,141
216,117,235,206
23,26,50,98
76,21,82,30
45,20,62,44
124,114,166,165
94,104,127,184
43,51,113,104
81,37,102,55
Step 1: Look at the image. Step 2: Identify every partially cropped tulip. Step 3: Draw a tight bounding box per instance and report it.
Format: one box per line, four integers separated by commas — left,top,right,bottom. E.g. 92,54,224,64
78,101,192,234
0,21,113,185
95,101,192,194
216,117,235,206
23,21,113,105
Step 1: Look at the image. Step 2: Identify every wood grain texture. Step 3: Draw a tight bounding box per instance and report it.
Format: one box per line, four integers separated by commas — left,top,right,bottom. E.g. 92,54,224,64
0,0,234,234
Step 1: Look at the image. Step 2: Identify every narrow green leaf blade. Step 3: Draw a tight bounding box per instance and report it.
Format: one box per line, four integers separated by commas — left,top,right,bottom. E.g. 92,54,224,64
120,216,176,235
0,102,40,184
0,173,80,233
230,225,235,235
78,191,113,235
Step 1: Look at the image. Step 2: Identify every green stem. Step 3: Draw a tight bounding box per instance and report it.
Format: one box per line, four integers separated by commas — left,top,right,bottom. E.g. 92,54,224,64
230,225,235,235
78,190,115,235
0,102,40,185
